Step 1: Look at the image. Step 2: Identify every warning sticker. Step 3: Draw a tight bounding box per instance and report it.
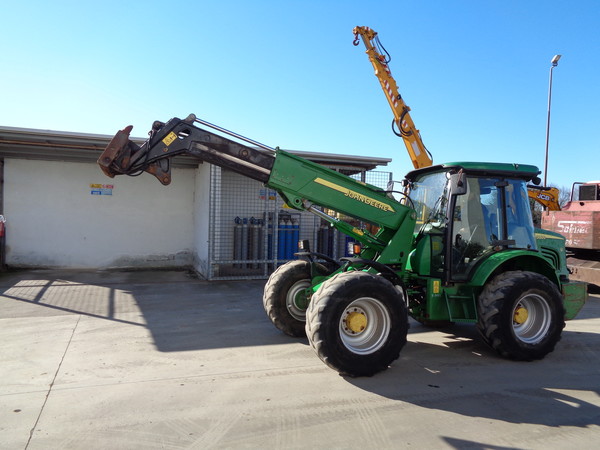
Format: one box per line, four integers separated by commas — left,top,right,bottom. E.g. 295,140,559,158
90,184,114,196
162,132,177,147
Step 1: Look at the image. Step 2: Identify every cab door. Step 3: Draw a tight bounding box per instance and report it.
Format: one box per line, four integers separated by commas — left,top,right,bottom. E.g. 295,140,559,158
449,177,536,281
449,177,498,280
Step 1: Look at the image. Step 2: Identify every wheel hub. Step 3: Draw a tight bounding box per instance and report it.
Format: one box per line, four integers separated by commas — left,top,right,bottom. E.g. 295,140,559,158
286,280,311,321
344,309,367,334
293,290,309,310
513,305,529,324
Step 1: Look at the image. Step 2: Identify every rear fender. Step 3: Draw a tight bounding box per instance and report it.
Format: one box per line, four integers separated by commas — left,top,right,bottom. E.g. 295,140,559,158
469,251,560,289
469,252,587,321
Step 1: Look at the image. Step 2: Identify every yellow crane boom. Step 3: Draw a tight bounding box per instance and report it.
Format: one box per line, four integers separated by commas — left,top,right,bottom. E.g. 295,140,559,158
353,26,432,169
353,25,561,211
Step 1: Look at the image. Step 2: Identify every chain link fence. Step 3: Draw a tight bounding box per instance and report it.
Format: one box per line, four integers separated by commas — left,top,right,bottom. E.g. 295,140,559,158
207,165,392,280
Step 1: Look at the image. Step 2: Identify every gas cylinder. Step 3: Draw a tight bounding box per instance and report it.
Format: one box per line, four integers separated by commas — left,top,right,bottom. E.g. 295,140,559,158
290,216,300,259
277,216,286,261
233,217,242,268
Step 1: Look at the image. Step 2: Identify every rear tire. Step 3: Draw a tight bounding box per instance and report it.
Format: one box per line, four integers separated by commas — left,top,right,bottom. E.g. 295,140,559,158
477,271,565,360
263,260,316,337
306,271,408,376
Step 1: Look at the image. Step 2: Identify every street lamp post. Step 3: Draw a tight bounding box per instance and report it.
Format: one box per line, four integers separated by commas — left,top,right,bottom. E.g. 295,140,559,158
544,54,561,187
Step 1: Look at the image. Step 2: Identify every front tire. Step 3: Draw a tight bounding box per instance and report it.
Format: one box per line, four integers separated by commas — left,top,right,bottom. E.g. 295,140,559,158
263,260,316,337
306,271,408,376
477,271,565,360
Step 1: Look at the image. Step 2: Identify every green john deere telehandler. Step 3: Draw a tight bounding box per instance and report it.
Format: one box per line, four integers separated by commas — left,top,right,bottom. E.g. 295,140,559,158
98,114,587,376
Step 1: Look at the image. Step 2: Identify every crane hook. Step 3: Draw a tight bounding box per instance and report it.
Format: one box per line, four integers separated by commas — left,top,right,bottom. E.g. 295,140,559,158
353,33,360,46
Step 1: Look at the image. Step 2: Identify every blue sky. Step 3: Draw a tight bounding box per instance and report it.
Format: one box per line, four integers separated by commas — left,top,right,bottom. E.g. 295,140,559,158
1,0,598,189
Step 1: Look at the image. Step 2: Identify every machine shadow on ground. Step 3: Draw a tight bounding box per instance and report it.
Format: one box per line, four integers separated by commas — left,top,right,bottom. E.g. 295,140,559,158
0,269,296,352
347,306,600,429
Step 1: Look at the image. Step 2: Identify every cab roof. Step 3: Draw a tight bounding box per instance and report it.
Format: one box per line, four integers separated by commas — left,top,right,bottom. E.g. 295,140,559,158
405,162,541,182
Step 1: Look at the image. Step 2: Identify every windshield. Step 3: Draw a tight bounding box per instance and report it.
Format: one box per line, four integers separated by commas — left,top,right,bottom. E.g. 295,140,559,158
407,171,449,232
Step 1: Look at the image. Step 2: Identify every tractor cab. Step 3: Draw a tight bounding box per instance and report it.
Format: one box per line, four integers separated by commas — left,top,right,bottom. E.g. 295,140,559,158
405,162,540,282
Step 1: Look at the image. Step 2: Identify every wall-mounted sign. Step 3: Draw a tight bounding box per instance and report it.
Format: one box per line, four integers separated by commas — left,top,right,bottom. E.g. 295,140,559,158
90,184,113,196
259,189,277,200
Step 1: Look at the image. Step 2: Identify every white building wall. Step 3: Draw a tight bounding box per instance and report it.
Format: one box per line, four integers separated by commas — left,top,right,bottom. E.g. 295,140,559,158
4,159,197,268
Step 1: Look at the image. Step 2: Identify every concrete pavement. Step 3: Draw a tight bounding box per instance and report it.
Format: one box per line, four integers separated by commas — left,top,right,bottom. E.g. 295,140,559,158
1,269,599,449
